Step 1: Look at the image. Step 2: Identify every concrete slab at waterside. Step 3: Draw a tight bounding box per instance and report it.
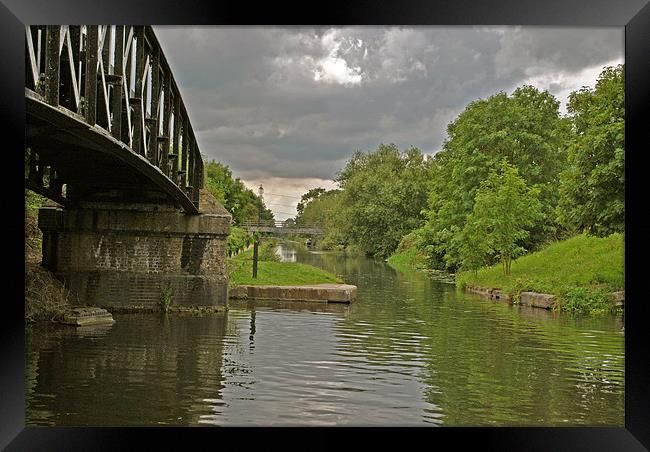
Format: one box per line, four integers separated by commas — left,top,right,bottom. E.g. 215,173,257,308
519,292,556,309
62,307,115,326
230,283,357,303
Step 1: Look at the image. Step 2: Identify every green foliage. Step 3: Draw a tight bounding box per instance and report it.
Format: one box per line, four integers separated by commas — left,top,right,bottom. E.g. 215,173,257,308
25,190,47,260
227,226,253,257
334,143,432,258
229,261,342,286
203,159,274,225
557,65,625,236
460,161,543,275
229,245,342,286
561,287,611,315
456,233,624,313
259,238,281,262
159,284,173,313
387,229,429,272
297,187,326,216
295,189,347,250
25,189,47,214
421,86,569,271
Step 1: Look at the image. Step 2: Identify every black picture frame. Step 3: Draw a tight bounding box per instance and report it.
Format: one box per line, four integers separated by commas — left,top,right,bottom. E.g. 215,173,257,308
2,0,648,449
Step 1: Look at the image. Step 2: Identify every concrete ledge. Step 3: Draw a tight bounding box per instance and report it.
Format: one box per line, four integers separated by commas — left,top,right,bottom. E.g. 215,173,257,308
520,291,556,309
466,285,624,311
230,283,357,303
610,291,625,308
106,305,228,314
61,306,115,326
466,285,512,303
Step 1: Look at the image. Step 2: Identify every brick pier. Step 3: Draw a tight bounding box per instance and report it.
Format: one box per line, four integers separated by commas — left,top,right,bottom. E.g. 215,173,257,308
38,201,231,309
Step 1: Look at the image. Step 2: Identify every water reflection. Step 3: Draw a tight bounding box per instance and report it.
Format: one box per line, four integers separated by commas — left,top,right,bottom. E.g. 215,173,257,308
26,241,624,426
26,313,228,425
275,242,298,262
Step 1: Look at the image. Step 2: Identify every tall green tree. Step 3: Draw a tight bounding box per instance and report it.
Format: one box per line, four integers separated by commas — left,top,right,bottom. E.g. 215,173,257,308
557,64,624,236
335,144,432,258
421,85,569,271
296,187,326,217
295,189,346,249
203,159,274,224
461,161,543,275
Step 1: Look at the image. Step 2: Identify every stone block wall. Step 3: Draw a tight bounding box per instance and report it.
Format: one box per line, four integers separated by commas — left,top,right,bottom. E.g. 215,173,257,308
39,205,231,309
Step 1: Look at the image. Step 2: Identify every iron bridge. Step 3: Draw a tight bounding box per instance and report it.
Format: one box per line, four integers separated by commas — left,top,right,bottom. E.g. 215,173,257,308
25,25,204,213
240,220,325,236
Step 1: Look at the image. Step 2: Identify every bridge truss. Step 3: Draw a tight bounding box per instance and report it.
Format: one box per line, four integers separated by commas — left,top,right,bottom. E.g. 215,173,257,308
25,25,204,213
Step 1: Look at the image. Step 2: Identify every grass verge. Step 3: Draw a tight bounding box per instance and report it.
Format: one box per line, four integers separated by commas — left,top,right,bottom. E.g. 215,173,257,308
387,232,456,283
228,240,342,286
456,233,624,314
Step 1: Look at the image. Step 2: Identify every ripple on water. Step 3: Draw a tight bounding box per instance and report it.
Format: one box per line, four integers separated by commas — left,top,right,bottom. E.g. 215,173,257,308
26,246,624,426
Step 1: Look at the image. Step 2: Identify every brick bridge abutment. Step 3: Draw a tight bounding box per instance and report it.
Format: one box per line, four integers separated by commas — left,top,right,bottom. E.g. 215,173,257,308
38,202,231,310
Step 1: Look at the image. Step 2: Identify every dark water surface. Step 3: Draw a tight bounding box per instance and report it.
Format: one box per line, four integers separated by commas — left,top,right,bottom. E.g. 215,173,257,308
26,242,624,426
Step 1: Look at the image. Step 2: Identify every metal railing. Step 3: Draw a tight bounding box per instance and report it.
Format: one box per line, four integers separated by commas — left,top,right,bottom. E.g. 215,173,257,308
240,220,323,229
25,25,203,208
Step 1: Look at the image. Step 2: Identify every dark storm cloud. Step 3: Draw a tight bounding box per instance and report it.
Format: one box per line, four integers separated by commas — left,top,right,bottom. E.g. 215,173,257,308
154,26,623,182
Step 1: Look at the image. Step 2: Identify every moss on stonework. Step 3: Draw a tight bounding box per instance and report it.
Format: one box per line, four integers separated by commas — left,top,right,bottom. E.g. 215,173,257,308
105,305,228,314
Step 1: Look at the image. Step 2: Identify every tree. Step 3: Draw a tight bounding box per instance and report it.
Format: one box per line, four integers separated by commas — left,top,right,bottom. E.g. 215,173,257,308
203,159,274,224
335,144,432,258
296,187,326,216
557,64,624,236
295,189,347,249
421,85,569,271
461,161,542,275
458,210,492,276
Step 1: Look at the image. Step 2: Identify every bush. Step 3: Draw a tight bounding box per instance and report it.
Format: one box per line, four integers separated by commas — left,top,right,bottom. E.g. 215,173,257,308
559,287,612,315
25,263,73,322
227,226,253,257
159,284,173,312
259,238,280,261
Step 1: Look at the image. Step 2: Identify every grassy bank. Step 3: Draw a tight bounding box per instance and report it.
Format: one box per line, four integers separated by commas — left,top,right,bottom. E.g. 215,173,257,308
387,244,427,273
387,231,428,272
456,233,624,314
228,240,342,286
387,233,456,283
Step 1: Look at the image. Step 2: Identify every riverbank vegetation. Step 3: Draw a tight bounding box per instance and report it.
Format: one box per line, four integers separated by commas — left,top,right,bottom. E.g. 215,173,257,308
293,64,624,314
25,190,74,322
25,189,46,263
295,143,433,256
228,239,342,286
386,231,428,272
227,226,254,257
25,263,74,323
457,233,624,314
204,159,274,225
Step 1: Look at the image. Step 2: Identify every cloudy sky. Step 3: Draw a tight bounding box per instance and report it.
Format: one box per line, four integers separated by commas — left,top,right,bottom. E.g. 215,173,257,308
154,26,623,221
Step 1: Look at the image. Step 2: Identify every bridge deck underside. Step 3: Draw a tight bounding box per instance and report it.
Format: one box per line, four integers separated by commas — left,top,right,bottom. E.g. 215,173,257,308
26,92,198,212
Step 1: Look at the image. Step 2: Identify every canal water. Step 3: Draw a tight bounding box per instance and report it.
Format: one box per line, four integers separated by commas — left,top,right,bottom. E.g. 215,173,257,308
26,241,624,426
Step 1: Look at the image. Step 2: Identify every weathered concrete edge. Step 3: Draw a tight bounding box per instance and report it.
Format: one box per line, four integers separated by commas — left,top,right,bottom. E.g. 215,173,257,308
229,284,357,304
39,205,231,236
104,305,229,314
465,285,625,310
